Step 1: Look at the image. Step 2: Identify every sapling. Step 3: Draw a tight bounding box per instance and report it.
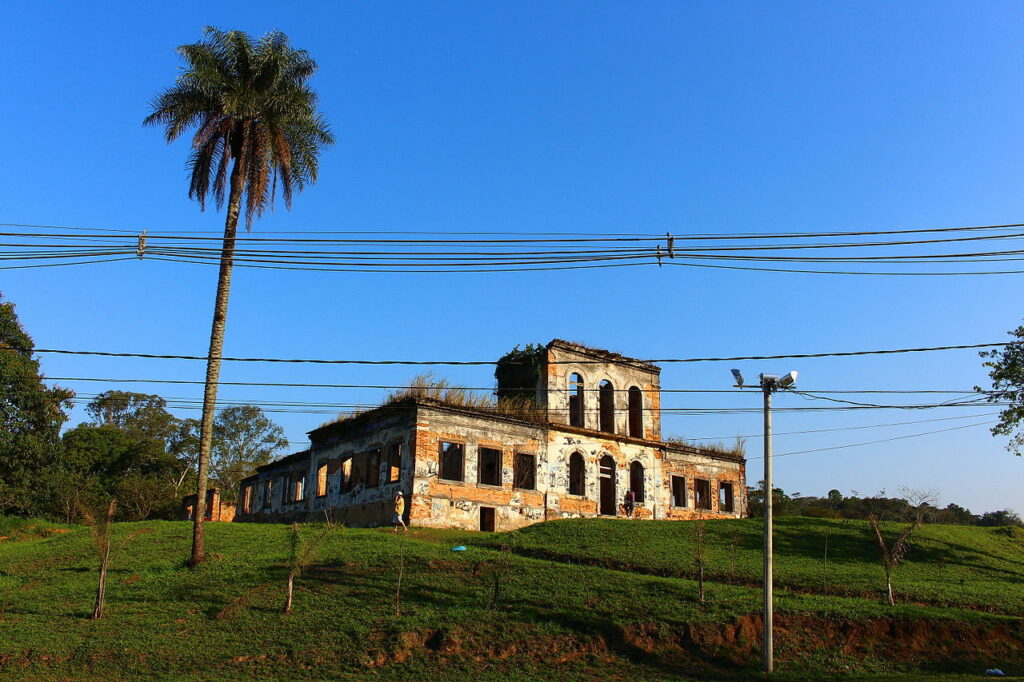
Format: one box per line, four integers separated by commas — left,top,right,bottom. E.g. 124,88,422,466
868,513,920,606
283,517,340,614
78,497,149,619
394,534,405,616
693,513,707,604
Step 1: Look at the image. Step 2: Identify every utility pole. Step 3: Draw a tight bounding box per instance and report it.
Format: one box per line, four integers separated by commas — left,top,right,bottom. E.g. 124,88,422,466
761,376,774,674
730,369,797,675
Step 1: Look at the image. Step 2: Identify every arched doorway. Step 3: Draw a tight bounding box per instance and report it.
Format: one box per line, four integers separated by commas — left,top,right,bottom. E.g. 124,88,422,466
599,454,616,516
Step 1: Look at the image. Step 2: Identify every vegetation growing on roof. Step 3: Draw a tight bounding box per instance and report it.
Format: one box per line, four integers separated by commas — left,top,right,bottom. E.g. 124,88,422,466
494,343,546,402
317,373,548,429
664,436,746,459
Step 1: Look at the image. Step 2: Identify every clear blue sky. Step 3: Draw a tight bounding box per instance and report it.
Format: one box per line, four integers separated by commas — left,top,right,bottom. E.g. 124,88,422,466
1,1,1021,513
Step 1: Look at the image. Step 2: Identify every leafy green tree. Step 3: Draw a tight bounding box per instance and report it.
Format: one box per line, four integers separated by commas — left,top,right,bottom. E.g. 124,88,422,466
978,323,1024,455
978,509,1023,527
145,27,334,565
61,424,179,520
936,503,976,525
86,391,177,442
0,297,73,515
211,405,288,503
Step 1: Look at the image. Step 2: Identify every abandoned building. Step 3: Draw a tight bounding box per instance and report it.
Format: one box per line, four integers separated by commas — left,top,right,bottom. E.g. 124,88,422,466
181,488,236,523
235,339,747,531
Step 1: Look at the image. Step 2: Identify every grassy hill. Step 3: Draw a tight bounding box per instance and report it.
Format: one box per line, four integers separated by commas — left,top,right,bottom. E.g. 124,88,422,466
1,516,1022,680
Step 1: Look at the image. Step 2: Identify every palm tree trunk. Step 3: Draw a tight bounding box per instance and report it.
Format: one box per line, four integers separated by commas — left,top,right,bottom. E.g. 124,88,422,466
189,157,245,567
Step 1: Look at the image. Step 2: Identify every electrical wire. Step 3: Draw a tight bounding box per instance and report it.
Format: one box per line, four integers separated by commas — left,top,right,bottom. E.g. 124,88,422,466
41,375,1002,395
6,221,1024,274
747,420,996,460
14,341,1009,365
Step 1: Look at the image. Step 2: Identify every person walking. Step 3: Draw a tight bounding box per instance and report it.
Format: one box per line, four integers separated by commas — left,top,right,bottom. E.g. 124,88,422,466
392,492,408,532
624,489,636,518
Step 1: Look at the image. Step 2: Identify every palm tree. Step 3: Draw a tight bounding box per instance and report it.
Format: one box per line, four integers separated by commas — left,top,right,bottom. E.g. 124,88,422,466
145,27,334,565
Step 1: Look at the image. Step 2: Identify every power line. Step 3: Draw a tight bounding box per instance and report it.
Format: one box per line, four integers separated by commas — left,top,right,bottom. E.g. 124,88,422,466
41,375,999,395
748,420,996,460
15,341,1009,365
6,221,1024,274
678,412,1002,441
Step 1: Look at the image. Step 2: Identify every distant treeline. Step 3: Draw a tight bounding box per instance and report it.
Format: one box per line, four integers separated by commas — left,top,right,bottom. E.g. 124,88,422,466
747,486,1022,527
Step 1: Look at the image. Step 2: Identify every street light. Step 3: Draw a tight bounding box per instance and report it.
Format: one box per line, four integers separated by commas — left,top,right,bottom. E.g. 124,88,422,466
732,369,798,674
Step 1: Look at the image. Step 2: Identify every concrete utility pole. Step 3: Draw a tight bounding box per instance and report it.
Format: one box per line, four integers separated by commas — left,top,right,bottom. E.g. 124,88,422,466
731,369,797,675
761,376,774,674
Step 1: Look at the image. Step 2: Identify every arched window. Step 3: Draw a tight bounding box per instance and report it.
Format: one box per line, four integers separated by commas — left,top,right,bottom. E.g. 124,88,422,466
599,380,615,433
629,461,645,503
568,451,585,495
628,386,643,438
569,373,585,427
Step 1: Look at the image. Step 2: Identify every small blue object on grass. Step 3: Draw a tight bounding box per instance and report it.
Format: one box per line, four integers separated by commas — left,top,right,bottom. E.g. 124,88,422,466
452,545,467,551
985,669,1005,677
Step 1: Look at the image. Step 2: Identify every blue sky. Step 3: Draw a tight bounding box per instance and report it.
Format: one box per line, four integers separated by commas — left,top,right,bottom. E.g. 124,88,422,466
1,1,1022,513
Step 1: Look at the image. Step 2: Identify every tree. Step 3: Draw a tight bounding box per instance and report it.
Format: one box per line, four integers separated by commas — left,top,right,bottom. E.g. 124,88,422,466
86,391,177,442
145,28,334,565
61,423,179,520
898,486,939,524
211,405,288,503
978,509,1024,527
978,323,1024,455
0,297,74,515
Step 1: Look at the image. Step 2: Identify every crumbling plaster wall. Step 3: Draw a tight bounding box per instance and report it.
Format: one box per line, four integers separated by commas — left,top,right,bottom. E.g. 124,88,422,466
237,410,417,526
410,405,547,532
545,427,660,519
544,343,662,440
659,449,746,519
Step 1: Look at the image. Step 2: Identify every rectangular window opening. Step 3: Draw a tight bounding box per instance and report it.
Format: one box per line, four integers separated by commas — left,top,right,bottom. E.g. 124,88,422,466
671,476,687,508
513,452,536,490
719,481,734,512
388,442,402,483
695,478,712,510
316,461,328,497
341,456,353,493
439,441,465,482
327,458,342,495
478,447,502,486
365,448,381,488
349,454,365,491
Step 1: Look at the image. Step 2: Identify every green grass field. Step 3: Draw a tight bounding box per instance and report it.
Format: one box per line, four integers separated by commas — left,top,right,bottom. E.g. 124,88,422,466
1,516,1022,680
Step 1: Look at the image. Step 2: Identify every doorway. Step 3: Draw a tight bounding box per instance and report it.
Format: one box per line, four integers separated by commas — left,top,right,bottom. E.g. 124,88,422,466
479,506,496,532
599,455,616,516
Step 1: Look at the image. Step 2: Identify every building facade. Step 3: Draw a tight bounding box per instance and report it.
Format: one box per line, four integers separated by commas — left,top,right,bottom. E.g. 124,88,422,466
235,340,746,531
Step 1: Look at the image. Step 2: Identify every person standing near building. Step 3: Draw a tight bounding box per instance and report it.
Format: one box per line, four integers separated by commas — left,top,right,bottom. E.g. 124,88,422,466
392,492,408,532
624,489,636,518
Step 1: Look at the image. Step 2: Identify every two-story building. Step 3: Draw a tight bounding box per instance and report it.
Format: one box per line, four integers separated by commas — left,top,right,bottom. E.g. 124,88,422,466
235,339,746,531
